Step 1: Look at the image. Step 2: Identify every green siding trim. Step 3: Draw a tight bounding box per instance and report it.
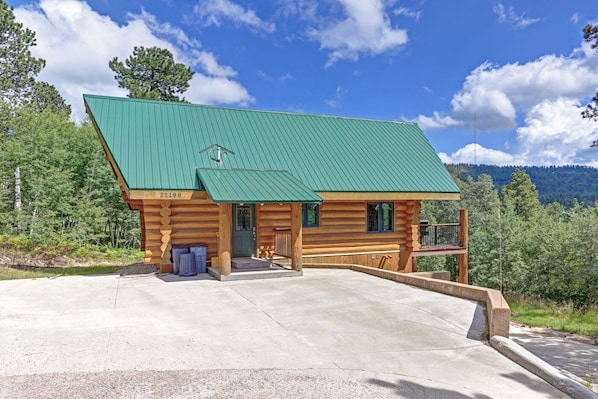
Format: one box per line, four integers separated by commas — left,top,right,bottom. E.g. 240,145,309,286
197,168,323,203
84,94,460,194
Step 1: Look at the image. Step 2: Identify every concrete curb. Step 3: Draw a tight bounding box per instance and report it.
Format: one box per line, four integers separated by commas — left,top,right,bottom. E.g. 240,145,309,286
490,336,597,399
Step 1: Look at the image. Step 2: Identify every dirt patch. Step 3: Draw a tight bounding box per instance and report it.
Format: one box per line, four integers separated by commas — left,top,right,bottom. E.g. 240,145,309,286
0,252,70,267
0,250,155,276
1,262,157,279
117,263,156,275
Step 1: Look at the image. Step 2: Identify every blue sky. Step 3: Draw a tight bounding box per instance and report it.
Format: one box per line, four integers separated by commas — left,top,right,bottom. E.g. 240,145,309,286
7,0,598,166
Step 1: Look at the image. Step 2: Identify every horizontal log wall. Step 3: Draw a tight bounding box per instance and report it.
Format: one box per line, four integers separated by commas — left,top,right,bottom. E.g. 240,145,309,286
138,199,421,272
142,200,220,267
257,203,291,257
258,201,418,271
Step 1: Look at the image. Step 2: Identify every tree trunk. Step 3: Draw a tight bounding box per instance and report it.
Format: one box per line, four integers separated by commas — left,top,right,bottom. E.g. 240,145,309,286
15,167,22,234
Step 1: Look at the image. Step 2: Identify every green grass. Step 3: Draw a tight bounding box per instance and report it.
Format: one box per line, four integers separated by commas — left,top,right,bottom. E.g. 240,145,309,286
0,265,123,281
0,235,143,282
0,234,143,265
508,295,598,340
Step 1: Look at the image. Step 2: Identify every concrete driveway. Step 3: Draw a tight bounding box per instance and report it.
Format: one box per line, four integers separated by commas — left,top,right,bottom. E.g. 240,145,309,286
0,269,566,398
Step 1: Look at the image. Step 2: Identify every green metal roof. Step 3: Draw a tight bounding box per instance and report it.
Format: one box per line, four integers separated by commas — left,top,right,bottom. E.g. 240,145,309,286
83,94,459,194
197,168,322,203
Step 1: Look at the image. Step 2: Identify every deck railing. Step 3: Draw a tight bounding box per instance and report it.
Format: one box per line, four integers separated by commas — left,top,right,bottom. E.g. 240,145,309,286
419,222,460,247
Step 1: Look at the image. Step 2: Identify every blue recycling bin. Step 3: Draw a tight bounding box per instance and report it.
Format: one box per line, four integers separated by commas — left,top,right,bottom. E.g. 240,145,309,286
189,245,207,273
171,246,189,275
178,253,197,276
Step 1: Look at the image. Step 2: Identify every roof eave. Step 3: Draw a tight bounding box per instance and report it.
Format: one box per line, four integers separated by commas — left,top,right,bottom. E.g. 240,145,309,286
318,192,460,201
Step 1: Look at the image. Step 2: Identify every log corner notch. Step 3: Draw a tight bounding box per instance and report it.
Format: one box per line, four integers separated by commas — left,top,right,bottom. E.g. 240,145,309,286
398,200,421,272
159,200,173,273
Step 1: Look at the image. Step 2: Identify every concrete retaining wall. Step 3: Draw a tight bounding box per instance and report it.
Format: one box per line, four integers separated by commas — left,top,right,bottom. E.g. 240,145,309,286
304,263,510,338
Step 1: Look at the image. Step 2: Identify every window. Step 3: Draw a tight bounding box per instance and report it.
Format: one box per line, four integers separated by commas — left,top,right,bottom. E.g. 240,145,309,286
302,203,320,227
235,204,253,231
367,202,393,233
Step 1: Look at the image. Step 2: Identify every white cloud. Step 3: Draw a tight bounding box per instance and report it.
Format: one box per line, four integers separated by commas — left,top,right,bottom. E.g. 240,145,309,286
130,8,201,49
186,74,254,106
451,82,517,131
256,69,272,81
325,85,348,108
438,144,518,166
196,52,237,78
256,70,293,82
493,4,540,29
419,38,598,166
13,0,254,120
393,6,421,21
438,99,598,167
514,97,598,166
276,0,319,22
418,55,598,131
307,0,408,67
194,0,275,33
410,112,461,130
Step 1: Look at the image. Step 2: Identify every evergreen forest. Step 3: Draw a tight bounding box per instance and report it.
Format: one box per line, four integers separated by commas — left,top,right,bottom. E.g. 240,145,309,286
448,164,598,207
419,169,598,311
0,109,141,252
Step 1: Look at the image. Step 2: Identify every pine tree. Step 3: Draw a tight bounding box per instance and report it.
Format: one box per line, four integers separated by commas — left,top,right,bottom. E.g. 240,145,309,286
109,46,194,102
0,0,46,103
502,169,540,221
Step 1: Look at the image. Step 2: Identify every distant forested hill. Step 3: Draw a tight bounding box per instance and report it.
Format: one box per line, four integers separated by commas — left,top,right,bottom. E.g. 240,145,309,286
447,164,598,207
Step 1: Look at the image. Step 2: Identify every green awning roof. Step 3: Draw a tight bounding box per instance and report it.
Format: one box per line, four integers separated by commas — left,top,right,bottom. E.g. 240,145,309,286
196,168,323,203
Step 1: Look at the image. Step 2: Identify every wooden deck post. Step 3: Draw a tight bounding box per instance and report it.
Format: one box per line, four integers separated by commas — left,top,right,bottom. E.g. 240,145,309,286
459,209,469,284
219,203,232,276
290,203,303,271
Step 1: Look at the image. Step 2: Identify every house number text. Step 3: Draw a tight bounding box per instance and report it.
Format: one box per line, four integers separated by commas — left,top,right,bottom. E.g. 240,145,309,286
159,192,183,199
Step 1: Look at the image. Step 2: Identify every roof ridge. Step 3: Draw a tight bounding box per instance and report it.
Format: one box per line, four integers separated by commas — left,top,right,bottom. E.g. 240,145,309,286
196,167,289,173
83,94,417,125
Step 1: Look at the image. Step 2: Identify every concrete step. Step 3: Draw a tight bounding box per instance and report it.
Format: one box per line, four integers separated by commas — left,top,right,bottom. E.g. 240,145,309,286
208,266,302,282
232,257,272,269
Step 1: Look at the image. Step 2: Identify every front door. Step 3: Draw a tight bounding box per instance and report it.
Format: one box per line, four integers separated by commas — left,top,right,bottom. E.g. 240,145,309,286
232,204,256,257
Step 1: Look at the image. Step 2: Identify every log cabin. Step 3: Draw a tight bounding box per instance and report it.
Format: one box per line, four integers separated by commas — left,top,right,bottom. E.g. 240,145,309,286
83,94,468,281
